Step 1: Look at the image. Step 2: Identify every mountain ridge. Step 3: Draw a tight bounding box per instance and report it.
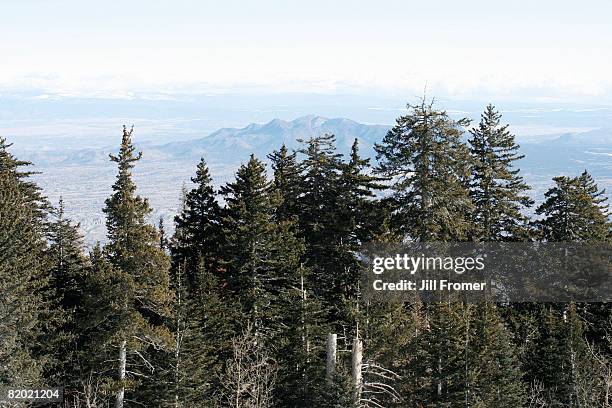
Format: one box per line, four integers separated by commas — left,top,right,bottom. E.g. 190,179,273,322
160,115,390,162
12,115,612,176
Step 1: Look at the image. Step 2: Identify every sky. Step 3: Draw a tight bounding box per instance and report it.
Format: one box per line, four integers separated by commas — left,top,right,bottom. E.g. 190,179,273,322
2,0,612,103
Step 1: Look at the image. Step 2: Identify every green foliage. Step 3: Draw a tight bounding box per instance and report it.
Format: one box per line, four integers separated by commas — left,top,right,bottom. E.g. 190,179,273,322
417,302,469,407
375,99,473,241
46,198,93,401
466,303,526,407
0,138,50,387
172,158,223,288
99,126,174,405
221,155,304,335
296,135,383,334
524,305,599,407
536,170,611,241
269,144,302,223
468,105,533,241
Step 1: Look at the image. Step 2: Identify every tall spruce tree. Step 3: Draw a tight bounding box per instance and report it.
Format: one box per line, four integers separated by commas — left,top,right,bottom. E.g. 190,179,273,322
536,171,611,241
274,263,332,408
161,171,233,406
268,144,301,222
525,305,597,407
46,198,92,398
296,134,358,327
536,172,610,378
297,134,344,252
221,154,303,336
416,302,468,407
339,138,385,247
154,259,237,408
466,303,526,407
172,158,223,288
335,139,386,350
0,138,51,387
375,99,473,241
468,104,533,241
101,126,174,407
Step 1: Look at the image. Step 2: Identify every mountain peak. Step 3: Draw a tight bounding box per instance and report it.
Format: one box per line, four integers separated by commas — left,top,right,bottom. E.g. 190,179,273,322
292,114,328,125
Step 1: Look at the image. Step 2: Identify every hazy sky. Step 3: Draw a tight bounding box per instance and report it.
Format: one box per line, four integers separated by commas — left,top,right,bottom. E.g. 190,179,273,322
2,0,612,102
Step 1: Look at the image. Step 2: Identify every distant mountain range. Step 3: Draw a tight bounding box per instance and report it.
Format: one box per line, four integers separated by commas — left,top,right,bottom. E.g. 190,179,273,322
17,115,388,167
521,128,612,176
19,114,612,176
160,115,389,163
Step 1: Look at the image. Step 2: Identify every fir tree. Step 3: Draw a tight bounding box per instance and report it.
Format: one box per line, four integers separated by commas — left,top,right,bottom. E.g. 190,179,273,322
179,265,237,406
101,126,174,407
172,158,223,288
274,264,331,408
536,171,611,241
296,134,355,324
364,299,425,407
577,170,611,240
417,302,469,407
221,154,303,336
296,134,344,252
46,198,92,397
468,104,533,241
158,216,169,251
339,138,385,247
466,303,526,407
525,305,597,407
375,99,473,241
0,138,50,387
268,144,301,222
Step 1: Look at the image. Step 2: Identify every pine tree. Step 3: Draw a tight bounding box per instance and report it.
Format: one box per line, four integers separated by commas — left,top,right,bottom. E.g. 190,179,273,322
46,198,92,398
221,155,315,407
274,264,331,408
466,303,526,407
101,126,174,407
296,134,356,324
221,154,303,336
375,99,473,241
172,158,223,288
48,198,89,322
536,171,611,241
416,302,469,407
537,172,611,365
525,305,597,407
364,299,425,407
166,164,235,406
268,144,301,222
156,260,237,408
79,245,124,406
180,264,237,407
339,138,385,247
577,170,611,240
296,134,344,253
468,104,533,241
0,138,50,387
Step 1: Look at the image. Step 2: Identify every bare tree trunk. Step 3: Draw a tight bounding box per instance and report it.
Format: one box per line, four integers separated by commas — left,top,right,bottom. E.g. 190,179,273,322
352,336,363,404
326,334,337,381
116,339,127,408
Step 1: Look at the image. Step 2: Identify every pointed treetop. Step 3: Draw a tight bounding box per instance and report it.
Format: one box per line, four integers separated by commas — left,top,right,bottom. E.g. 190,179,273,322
189,157,213,189
109,125,142,168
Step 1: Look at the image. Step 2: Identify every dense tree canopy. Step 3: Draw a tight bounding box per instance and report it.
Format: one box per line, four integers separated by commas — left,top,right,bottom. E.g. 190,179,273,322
1,101,610,408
